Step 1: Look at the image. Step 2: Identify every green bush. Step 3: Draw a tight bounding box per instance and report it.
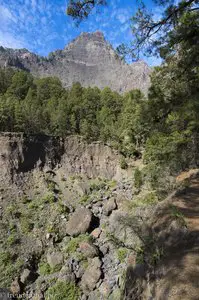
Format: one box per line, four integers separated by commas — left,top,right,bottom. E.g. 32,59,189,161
7,233,20,246
120,157,128,170
134,168,143,189
45,281,80,300
38,262,51,275
131,192,158,208
65,234,92,255
117,248,128,263
0,253,23,287
41,193,55,204
20,216,34,234
89,179,107,192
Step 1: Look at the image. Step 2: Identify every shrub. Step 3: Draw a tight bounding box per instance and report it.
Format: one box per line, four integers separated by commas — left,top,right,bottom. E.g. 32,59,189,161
0,251,11,266
41,193,55,204
131,192,158,208
120,157,128,170
170,205,187,227
134,168,143,189
0,252,24,287
117,248,128,263
45,281,80,300
89,179,107,192
38,262,51,275
7,233,20,246
20,216,34,234
79,195,90,204
65,234,92,255
21,196,31,204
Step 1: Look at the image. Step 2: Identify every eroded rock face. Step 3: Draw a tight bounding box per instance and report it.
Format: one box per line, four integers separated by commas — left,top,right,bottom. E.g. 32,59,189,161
65,208,93,236
0,134,131,183
0,32,151,94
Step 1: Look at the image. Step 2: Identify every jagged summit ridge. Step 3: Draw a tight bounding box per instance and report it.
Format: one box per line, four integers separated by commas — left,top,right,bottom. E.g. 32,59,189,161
0,31,151,93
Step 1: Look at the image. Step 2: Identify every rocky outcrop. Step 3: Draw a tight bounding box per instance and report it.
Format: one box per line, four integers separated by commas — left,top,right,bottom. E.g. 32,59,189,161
0,32,151,94
0,133,132,184
65,208,93,237
0,132,153,300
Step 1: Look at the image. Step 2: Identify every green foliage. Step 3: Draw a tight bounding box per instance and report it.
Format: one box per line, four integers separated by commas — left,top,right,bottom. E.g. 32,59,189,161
117,248,128,263
41,193,55,204
79,194,90,204
134,168,143,189
89,178,107,192
20,215,34,234
131,192,158,208
39,262,52,275
39,260,62,276
0,252,24,287
170,205,187,227
65,234,92,255
45,281,80,300
7,233,20,246
120,157,128,170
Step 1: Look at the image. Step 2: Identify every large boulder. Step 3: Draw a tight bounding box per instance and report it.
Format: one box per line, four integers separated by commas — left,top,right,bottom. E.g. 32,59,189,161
108,209,140,247
81,257,102,293
65,208,93,236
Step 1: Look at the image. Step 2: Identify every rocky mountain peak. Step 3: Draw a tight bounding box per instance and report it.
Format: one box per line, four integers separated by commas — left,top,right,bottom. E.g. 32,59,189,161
76,31,106,43
0,32,151,93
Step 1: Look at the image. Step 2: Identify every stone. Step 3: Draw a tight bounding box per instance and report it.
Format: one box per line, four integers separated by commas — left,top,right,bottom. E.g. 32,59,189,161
108,209,139,247
91,228,101,239
46,233,51,240
32,291,44,300
92,206,100,215
81,257,102,293
99,281,112,298
79,241,99,258
20,268,32,284
73,180,90,196
103,198,117,216
100,244,109,255
74,266,85,279
65,208,93,236
47,252,63,269
59,265,75,282
10,278,21,295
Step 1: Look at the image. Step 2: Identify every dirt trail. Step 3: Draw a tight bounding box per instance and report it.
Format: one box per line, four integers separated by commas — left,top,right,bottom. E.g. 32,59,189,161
151,176,199,300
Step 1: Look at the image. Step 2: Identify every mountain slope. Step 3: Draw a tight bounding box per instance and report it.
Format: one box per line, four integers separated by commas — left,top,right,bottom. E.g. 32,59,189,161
0,32,151,93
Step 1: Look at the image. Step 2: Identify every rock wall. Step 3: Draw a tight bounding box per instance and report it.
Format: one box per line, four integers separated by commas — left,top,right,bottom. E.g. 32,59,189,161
0,133,130,183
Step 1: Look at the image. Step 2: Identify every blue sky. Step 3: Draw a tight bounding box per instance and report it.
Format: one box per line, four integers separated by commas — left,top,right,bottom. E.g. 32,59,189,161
0,0,161,66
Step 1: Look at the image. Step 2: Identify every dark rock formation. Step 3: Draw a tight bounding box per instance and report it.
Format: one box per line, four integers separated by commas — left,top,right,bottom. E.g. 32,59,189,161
0,32,151,94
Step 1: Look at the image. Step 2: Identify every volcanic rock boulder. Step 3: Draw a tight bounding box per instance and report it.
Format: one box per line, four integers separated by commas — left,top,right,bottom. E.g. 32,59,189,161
65,208,93,237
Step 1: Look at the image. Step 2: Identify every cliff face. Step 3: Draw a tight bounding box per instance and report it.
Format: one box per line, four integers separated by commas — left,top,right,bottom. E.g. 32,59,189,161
0,32,151,94
0,133,131,184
